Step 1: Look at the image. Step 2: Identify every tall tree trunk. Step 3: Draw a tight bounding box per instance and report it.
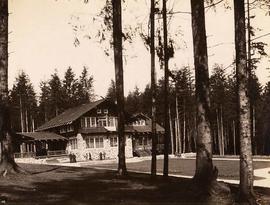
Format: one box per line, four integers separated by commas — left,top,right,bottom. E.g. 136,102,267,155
183,100,186,153
252,106,257,155
112,0,127,175
216,109,222,155
234,0,255,201
175,95,181,154
31,115,35,132
191,0,214,183
169,107,174,154
162,0,170,177
25,109,29,133
150,0,157,176
232,120,236,155
19,95,24,132
174,119,178,154
190,2,232,202
0,0,23,175
220,106,225,155
247,0,257,156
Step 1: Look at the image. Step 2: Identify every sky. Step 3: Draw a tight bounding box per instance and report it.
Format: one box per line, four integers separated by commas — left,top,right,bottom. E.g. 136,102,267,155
8,0,270,98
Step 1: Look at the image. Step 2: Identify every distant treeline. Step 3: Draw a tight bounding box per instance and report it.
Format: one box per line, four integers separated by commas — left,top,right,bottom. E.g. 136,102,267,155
9,64,270,155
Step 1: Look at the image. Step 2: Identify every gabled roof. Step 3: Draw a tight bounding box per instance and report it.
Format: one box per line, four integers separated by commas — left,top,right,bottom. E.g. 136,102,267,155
126,113,164,133
36,99,107,131
18,132,67,141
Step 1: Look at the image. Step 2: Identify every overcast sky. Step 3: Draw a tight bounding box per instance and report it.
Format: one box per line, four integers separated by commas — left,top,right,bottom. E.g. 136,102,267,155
8,0,270,98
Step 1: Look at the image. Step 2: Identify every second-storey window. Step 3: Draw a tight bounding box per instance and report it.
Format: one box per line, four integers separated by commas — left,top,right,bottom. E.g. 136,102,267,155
81,117,97,128
97,117,107,127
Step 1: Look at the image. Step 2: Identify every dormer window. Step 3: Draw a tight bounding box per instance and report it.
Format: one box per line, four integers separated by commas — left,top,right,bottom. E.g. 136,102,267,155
140,120,145,126
132,119,145,126
60,127,66,133
97,109,102,114
66,125,74,132
104,109,108,114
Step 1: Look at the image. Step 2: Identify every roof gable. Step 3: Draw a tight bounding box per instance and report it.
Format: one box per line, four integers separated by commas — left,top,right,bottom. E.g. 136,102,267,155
36,99,109,131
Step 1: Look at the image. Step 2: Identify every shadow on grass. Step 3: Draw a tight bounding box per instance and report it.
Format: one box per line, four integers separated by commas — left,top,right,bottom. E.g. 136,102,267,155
0,164,270,205
31,167,61,175
0,165,199,205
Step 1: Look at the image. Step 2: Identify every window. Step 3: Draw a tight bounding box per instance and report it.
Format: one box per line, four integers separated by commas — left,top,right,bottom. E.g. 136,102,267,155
108,117,115,127
81,118,85,128
69,139,77,149
81,117,96,128
60,127,66,133
144,137,148,145
138,138,143,146
104,109,108,114
97,109,102,114
110,137,118,147
133,120,145,126
97,117,107,127
90,117,96,127
86,137,94,148
95,137,104,148
86,117,91,127
66,125,74,132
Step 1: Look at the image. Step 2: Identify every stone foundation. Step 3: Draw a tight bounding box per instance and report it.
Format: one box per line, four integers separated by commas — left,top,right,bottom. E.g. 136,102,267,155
67,133,133,161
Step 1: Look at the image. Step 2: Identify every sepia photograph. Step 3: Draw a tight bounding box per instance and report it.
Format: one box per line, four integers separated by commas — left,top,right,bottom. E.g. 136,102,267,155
0,0,270,204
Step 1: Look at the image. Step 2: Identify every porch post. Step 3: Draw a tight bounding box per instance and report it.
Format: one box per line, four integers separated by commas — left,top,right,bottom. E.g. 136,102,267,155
33,142,36,153
26,143,29,152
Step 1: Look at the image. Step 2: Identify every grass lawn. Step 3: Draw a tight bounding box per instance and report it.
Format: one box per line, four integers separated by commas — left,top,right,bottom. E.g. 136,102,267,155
0,163,270,205
91,158,270,180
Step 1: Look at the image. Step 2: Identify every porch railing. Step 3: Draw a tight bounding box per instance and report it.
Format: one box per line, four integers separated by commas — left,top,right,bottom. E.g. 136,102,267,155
47,150,68,157
14,152,36,158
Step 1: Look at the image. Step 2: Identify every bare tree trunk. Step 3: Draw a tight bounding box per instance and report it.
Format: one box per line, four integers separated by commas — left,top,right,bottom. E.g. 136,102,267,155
183,100,186,153
31,115,35,132
190,1,232,202
216,109,222,155
174,119,178,154
169,107,174,154
193,116,196,151
232,120,236,155
234,0,255,202
252,106,257,155
19,95,24,132
112,0,127,176
0,0,25,176
150,0,157,176
162,0,170,177
220,106,225,155
191,0,214,182
175,95,181,154
179,121,182,154
25,109,29,133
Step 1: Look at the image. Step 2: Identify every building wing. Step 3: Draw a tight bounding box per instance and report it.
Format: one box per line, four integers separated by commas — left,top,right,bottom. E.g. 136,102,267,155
36,99,106,131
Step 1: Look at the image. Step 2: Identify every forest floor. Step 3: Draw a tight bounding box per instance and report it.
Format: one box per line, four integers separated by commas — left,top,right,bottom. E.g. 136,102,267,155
0,162,270,205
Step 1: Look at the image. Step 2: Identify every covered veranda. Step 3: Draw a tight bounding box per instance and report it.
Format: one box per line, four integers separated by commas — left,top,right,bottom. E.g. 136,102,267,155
15,132,68,158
